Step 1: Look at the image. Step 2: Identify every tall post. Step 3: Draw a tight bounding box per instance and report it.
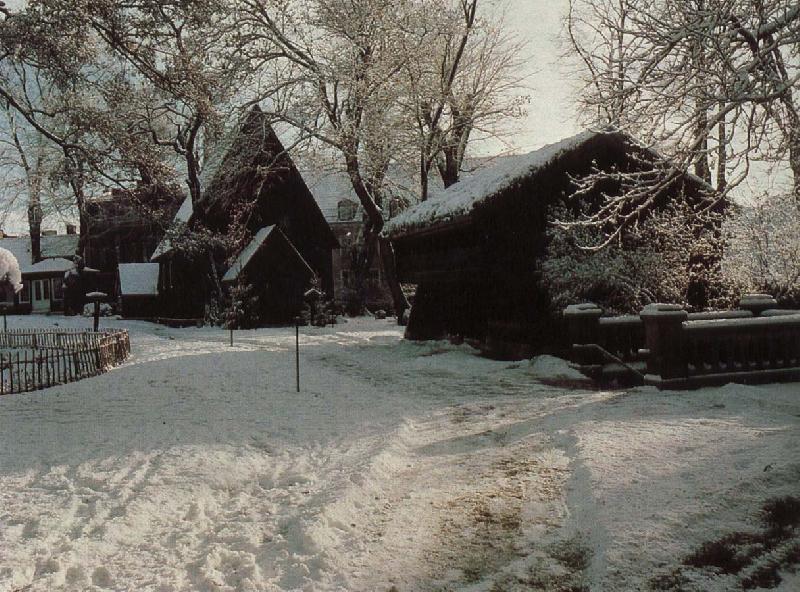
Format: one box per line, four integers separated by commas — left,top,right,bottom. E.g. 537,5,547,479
563,303,603,365
640,303,689,381
294,316,300,392
85,292,107,332
0,302,10,331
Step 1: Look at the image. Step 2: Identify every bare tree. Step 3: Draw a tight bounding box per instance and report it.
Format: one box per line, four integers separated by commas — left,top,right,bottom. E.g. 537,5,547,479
234,0,428,319
234,0,525,318
563,0,800,246
403,0,527,201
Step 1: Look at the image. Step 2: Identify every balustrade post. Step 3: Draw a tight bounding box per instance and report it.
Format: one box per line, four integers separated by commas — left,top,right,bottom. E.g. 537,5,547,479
739,294,777,317
640,304,689,381
564,303,604,365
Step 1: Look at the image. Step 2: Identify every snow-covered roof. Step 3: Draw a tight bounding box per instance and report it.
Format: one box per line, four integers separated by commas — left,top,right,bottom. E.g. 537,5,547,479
223,226,277,283
384,130,598,236
22,258,75,274
300,167,423,223
0,235,79,267
150,196,193,261
118,263,160,296
222,225,314,283
301,170,361,222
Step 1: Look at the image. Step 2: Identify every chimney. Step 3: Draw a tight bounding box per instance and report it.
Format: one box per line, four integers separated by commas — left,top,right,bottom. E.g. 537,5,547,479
66,224,77,235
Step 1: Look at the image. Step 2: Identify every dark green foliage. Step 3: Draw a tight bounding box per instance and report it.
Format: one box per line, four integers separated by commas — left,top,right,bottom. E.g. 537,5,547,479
225,275,260,329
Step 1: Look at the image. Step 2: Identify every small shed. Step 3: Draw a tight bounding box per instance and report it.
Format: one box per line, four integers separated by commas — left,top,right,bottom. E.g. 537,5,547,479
221,225,315,324
0,232,80,314
20,258,74,314
384,130,713,358
118,263,160,318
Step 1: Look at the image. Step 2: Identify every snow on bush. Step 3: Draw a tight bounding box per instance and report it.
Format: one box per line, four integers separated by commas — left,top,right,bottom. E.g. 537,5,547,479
542,202,730,314
82,302,114,317
723,194,800,306
0,247,23,293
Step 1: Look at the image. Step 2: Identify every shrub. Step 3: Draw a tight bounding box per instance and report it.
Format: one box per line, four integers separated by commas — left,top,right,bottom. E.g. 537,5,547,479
543,202,726,314
722,194,800,307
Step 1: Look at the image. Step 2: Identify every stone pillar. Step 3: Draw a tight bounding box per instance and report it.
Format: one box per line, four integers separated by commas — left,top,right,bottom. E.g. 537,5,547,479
640,303,689,380
739,293,777,317
563,303,603,365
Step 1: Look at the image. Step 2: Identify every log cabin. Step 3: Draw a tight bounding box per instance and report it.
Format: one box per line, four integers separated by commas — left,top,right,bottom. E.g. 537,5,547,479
384,130,714,358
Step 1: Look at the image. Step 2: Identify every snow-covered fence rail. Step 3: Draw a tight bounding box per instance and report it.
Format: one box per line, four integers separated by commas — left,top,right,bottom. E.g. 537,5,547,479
564,304,753,382
0,329,130,395
566,295,800,389
642,306,800,389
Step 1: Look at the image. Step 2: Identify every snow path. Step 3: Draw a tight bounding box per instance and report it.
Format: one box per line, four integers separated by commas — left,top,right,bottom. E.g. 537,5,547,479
0,316,798,591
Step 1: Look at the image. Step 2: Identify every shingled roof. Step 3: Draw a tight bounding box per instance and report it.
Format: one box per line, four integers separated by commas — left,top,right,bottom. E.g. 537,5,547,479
385,129,713,238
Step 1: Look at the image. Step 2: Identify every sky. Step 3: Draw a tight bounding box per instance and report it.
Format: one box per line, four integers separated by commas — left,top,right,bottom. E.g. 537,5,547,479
0,0,582,234
484,0,581,154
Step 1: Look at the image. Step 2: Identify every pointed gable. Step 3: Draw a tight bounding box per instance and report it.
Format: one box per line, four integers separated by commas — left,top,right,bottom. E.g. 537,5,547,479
196,106,337,249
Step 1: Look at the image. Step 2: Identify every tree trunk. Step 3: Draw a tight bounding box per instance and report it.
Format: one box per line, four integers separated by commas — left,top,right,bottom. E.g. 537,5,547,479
693,108,711,183
437,147,460,188
716,115,727,196
788,129,800,202
344,156,410,321
28,198,42,263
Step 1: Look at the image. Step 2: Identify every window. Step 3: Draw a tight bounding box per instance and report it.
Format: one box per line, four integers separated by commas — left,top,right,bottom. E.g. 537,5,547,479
19,281,29,303
337,199,358,221
34,281,41,301
43,279,50,300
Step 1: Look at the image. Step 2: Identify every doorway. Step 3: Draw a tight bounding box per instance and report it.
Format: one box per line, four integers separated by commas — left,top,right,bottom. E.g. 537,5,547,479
31,279,51,313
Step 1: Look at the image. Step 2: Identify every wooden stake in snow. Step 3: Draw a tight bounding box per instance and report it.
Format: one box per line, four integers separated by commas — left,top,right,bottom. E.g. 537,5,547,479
86,292,107,332
0,302,10,331
294,316,301,393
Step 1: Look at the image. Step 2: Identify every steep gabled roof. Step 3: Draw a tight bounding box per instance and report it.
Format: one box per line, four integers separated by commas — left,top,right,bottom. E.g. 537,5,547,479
222,225,313,283
152,105,337,260
384,130,714,238
118,263,160,296
150,196,194,260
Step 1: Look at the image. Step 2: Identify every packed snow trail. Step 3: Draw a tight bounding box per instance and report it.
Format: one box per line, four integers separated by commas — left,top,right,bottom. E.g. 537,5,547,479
0,316,798,591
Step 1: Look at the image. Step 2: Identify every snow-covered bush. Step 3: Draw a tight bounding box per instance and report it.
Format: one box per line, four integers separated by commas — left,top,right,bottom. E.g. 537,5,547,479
543,203,728,314
207,275,260,329
82,302,114,317
0,248,23,294
722,194,800,306
226,278,260,329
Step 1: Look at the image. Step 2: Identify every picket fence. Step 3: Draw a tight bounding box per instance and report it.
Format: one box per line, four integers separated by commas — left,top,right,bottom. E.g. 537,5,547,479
0,328,131,395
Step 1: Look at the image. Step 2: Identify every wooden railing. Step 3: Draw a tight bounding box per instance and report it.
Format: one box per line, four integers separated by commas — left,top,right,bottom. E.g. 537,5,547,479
0,329,131,395
565,295,800,389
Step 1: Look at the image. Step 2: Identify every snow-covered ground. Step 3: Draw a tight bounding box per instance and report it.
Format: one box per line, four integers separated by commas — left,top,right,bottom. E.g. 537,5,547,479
0,316,798,592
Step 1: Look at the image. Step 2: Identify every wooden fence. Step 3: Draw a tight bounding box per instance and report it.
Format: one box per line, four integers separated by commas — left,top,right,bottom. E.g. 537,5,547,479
565,295,800,389
0,328,131,395
563,304,752,382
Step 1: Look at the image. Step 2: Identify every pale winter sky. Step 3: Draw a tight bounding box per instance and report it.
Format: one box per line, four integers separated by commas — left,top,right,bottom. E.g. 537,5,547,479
483,0,581,154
